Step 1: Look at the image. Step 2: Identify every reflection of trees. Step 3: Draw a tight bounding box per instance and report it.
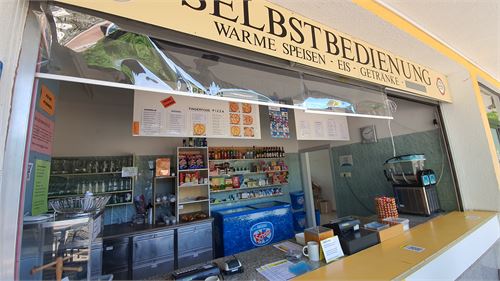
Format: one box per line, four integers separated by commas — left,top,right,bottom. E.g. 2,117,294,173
154,41,240,91
83,31,178,86
51,6,104,45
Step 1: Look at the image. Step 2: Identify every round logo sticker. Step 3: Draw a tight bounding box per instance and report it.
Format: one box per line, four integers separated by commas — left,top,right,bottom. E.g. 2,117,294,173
436,78,446,95
250,221,274,246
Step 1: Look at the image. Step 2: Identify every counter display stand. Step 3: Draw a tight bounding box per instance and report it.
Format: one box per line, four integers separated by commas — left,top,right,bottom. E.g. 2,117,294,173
48,155,135,207
152,175,176,225
208,147,288,206
176,147,210,223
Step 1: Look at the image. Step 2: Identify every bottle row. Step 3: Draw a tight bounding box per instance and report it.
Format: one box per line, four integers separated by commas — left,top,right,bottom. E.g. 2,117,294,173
211,187,283,204
209,146,285,160
182,137,207,147
51,157,132,175
48,177,132,197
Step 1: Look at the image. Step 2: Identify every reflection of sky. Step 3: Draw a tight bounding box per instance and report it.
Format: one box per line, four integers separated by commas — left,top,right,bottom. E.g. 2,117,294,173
299,97,355,112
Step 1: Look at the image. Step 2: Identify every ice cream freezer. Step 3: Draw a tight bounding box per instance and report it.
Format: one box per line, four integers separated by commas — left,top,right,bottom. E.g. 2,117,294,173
212,201,294,257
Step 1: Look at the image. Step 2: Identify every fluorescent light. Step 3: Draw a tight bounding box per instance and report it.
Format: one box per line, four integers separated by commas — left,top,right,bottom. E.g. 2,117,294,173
304,109,393,120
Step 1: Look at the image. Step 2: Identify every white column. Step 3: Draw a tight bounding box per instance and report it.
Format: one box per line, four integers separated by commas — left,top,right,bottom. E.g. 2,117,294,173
440,69,500,212
0,0,29,182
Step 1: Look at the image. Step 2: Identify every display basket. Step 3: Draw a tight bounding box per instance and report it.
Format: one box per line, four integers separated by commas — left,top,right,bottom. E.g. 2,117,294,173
49,194,111,215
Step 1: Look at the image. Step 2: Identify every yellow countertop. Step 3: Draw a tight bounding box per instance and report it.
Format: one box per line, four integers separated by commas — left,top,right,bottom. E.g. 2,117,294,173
293,211,498,280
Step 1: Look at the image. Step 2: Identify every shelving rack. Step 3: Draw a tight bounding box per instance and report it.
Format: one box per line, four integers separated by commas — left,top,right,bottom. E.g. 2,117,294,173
176,147,210,223
48,155,135,207
208,147,288,206
152,175,176,225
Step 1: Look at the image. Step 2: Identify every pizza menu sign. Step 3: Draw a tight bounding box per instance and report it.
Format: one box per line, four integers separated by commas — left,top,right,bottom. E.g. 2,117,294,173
133,90,261,139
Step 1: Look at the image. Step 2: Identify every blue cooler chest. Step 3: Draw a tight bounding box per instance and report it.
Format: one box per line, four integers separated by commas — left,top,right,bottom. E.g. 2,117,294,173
212,201,294,257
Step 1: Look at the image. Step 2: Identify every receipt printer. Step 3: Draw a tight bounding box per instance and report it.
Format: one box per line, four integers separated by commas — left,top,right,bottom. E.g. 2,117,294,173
222,257,243,275
324,216,360,237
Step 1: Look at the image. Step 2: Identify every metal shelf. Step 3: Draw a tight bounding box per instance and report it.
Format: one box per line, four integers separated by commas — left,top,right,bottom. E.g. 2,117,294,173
107,201,133,207
154,175,176,180
47,189,133,199
178,168,208,172
211,193,284,205
179,199,210,205
179,183,209,188
50,171,124,177
208,157,285,162
209,170,289,177
210,183,286,193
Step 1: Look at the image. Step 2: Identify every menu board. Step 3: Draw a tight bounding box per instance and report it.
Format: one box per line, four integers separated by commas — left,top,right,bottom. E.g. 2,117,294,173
133,90,261,139
294,109,349,141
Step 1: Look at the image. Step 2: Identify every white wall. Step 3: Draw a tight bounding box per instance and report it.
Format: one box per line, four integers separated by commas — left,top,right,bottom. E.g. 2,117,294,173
52,82,299,157
308,149,336,211
0,0,28,185
440,70,500,212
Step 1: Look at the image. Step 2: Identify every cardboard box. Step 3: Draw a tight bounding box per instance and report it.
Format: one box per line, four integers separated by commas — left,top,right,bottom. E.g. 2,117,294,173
377,222,404,242
383,217,410,231
319,200,330,214
304,226,334,260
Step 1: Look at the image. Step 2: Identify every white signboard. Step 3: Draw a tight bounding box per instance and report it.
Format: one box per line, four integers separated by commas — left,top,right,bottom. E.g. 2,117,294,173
320,236,345,263
133,90,261,139
294,109,349,141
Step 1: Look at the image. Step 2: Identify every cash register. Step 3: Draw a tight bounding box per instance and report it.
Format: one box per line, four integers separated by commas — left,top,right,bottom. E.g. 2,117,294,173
172,263,220,281
323,216,379,255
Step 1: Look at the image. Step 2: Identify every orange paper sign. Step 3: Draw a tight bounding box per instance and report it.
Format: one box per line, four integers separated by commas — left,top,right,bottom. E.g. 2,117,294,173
132,121,140,135
39,85,55,115
160,96,176,108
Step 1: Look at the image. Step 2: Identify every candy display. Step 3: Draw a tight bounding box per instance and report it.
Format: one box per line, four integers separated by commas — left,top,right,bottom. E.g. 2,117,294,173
179,171,209,186
180,211,209,223
375,196,398,219
178,152,206,170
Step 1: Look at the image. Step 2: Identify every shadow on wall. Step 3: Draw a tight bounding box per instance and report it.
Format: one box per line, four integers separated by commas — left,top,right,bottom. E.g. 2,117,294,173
331,129,458,217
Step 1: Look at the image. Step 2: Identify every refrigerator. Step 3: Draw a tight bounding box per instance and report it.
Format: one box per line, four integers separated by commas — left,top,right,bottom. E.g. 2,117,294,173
212,201,294,257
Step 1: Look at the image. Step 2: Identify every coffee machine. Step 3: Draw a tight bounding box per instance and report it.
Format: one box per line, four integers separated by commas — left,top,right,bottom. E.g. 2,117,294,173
384,154,440,216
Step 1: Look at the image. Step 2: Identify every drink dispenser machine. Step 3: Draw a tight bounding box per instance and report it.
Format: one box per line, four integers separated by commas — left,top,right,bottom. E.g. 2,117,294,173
384,154,440,216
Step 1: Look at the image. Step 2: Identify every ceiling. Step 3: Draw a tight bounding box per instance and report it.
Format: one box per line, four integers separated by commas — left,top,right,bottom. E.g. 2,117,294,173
269,0,499,82
378,0,499,81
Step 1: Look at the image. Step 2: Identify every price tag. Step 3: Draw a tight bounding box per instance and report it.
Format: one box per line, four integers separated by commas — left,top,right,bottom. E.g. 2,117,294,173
122,167,138,177
320,236,344,263
403,245,425,253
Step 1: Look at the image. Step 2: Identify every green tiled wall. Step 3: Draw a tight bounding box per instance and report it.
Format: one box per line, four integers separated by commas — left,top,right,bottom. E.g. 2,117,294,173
103,154,175,225
331,129,459,217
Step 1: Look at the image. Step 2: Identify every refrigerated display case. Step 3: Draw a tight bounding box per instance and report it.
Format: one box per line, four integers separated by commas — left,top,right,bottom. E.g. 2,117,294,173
212,201,294,257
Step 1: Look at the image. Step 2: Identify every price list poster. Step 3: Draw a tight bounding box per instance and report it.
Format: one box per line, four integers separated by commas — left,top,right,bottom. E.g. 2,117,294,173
25,79,59,215
133,90,261,139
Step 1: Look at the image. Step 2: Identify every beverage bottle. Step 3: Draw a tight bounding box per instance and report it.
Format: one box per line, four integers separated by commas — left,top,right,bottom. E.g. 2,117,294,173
147,200,153,224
